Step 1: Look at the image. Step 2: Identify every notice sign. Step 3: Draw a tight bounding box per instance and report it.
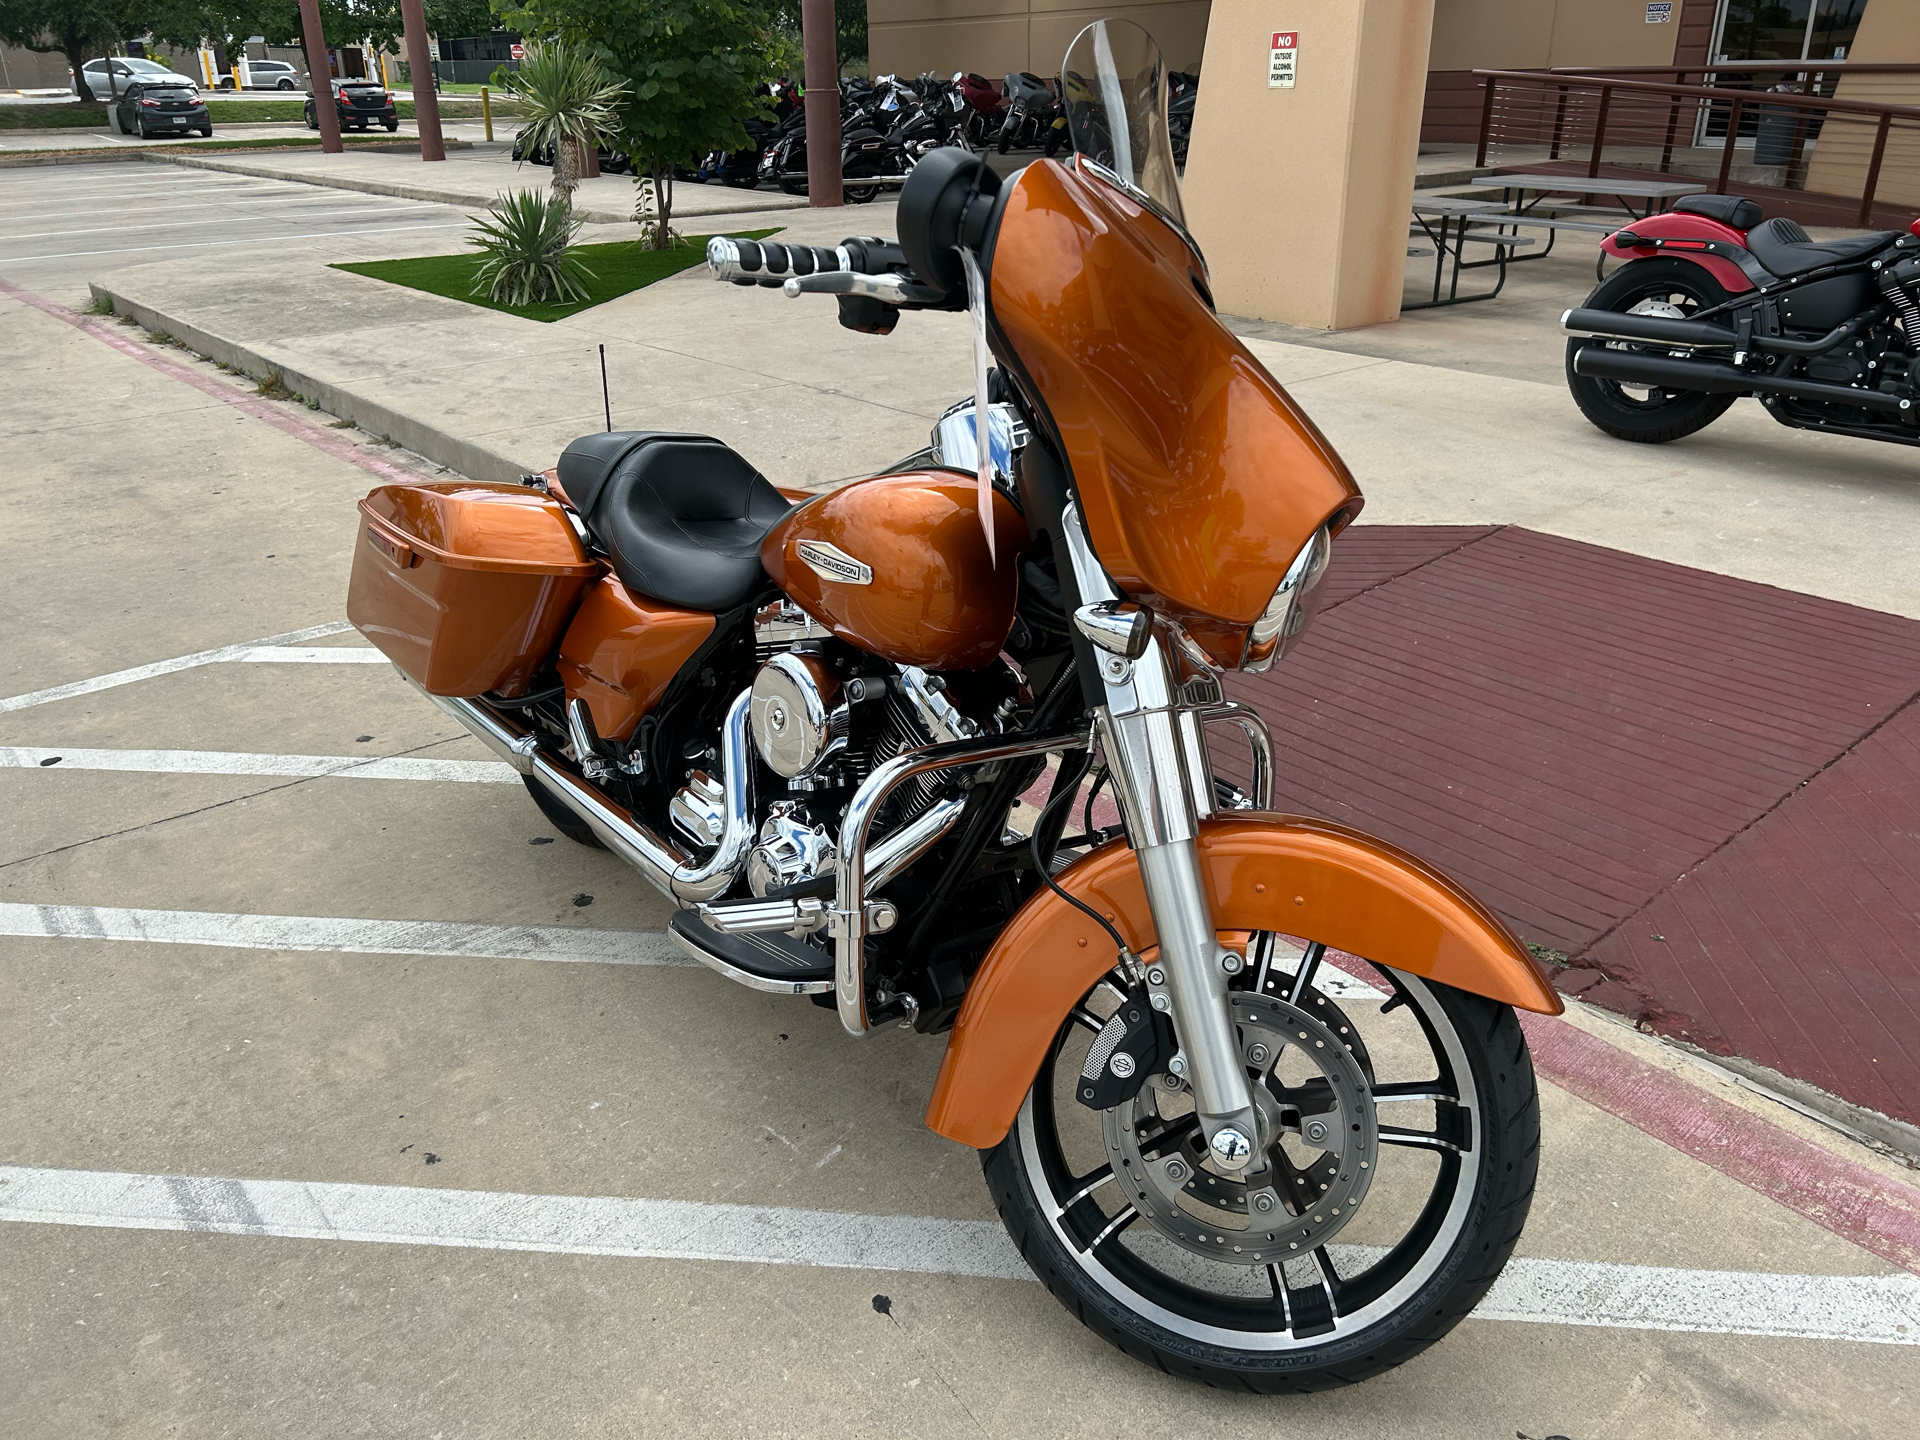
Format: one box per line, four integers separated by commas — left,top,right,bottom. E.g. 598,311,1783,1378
1646,2,1672,20
1269,32,1297,88
510,42,525,59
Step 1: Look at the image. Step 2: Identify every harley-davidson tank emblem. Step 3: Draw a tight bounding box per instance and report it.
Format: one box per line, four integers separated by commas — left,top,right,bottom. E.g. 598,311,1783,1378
794,540,873,585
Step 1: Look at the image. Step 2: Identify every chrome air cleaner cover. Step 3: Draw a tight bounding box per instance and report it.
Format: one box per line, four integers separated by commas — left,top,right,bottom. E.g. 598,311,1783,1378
749,651,848,779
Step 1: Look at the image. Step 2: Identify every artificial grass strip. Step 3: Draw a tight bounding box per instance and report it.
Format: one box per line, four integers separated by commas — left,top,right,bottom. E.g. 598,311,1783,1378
331,230,782,322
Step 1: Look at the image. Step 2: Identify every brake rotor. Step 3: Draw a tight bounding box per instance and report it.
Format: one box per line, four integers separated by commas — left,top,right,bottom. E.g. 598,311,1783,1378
1101,989,1378,1266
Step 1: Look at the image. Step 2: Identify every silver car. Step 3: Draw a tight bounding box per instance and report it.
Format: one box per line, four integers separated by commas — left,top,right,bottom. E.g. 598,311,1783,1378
78,57,200,99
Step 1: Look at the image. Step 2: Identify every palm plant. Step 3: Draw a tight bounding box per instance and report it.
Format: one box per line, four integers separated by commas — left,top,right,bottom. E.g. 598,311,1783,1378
506,41,628,210
468,191,596,307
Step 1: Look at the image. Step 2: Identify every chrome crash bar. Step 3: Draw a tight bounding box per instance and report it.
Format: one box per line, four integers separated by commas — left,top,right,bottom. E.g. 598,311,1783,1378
833,725,1092,1036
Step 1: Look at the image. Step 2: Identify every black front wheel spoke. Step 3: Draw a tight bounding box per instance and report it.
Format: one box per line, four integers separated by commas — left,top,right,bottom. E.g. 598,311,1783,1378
1378,1124,1463,1154
1371,1080,1456,1104
1287,942,1326,1004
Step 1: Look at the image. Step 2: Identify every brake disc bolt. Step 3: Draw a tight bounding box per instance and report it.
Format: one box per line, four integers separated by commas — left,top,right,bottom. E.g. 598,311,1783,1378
1305,1121,1328,1143
1166,1159,1187,1181
1253,1194,1276,1213
1247,1043,1270,1066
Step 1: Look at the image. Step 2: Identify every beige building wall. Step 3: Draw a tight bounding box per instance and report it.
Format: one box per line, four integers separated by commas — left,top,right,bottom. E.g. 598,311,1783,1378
868,0,1211,78
1804,0,1920,209
871,0,1688,81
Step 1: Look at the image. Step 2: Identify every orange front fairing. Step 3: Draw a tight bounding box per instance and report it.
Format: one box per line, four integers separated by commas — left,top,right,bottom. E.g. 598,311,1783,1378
924,814,1562,1150
988,161,1362,655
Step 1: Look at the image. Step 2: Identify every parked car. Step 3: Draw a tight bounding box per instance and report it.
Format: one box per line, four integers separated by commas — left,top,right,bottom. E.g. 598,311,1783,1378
77,56,200,99
243,59,302,90
305,78,399,133
115,80,212,139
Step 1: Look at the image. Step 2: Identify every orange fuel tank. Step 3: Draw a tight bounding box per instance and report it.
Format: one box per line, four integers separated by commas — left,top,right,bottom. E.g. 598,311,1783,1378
761,472,1028,670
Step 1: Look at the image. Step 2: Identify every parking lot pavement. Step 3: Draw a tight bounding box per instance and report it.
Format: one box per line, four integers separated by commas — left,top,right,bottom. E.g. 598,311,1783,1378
0,161,483,305
4,215,1920,1439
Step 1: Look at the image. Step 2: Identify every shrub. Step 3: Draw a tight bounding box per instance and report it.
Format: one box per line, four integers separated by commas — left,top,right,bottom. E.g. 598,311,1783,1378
468,191,597,307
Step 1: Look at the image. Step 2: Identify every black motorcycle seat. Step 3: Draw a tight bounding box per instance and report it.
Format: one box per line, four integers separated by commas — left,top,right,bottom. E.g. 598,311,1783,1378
1670,193,1763,230
555,431,789,612
1743,216,1898,278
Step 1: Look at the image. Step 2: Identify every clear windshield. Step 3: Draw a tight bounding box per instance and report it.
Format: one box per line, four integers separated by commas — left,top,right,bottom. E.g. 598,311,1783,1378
1061,19,1184,228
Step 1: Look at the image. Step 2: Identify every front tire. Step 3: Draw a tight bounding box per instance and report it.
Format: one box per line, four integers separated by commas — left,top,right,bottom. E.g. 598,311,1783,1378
982,955,1539,1391
1566,258,1739,443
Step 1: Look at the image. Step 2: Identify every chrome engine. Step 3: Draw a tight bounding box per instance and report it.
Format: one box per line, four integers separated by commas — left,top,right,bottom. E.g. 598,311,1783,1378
664,600,1009,903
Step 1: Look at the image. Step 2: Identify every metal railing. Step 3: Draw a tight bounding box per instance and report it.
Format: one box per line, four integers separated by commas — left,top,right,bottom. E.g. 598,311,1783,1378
1473,67,1920,227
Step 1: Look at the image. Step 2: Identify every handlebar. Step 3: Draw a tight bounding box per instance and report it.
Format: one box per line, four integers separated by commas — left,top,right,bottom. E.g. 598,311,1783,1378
705,237,849,287
706,235,944,307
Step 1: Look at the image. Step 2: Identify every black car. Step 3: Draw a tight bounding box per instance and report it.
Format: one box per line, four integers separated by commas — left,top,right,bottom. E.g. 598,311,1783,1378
116,81,212,140
306,78,399,133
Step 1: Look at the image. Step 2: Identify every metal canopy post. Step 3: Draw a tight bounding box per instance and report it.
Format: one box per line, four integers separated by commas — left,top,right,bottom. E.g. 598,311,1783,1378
399,0,446,162
802,0,842,207
296,0,341,154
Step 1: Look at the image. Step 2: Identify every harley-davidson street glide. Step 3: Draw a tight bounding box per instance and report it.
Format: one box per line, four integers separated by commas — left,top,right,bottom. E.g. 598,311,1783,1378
346,19,1560,1391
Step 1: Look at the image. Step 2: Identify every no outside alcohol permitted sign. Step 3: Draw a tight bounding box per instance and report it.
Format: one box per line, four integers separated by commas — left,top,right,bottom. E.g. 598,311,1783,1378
1269,32,1297,89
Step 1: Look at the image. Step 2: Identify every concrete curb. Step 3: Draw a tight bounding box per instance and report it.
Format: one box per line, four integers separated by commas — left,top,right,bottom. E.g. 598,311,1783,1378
0,139,472,169
113,149,809,225
140,148,635,222
86,281,534,486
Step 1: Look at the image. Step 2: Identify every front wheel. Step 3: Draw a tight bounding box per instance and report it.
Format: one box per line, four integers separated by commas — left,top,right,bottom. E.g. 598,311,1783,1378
982,948,1539,1391
304,104,317,130
1566,258,1739,443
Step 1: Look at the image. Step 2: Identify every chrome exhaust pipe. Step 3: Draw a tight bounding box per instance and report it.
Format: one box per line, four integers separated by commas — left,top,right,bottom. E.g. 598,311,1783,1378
423,687,754,904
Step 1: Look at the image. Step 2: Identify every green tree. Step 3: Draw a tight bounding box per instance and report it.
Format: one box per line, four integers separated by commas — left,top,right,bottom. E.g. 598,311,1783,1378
499,0,784,249
0,0,141,100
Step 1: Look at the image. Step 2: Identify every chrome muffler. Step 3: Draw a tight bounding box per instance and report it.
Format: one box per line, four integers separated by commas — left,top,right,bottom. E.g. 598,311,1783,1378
424,686,754,904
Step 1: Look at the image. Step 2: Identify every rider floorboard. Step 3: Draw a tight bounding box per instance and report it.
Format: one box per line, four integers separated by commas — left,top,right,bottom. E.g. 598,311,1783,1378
1221,524,1920,1125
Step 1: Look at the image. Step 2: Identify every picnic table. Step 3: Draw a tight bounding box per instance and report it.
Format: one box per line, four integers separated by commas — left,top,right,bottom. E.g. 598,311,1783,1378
1407,176,1709,308
1467,173,1705,221
1406,195,1540,310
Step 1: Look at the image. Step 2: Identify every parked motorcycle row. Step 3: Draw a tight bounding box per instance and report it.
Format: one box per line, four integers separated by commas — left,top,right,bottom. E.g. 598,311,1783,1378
510,69,1202,201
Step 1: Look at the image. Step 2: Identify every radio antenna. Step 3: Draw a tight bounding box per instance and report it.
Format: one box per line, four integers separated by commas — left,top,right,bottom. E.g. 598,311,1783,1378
599,344,612,432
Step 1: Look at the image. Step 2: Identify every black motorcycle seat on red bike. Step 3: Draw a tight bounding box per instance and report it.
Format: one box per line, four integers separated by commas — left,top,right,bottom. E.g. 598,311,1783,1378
556,431,790,612
1670,194,1764,230
1742,216,1898,278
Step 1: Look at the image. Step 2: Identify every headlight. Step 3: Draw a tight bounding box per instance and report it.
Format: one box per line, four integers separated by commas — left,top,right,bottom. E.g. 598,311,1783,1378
1241,526,1331,673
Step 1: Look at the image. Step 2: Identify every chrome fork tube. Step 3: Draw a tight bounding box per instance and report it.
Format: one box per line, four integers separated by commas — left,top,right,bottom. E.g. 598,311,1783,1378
1062,505,1264,1167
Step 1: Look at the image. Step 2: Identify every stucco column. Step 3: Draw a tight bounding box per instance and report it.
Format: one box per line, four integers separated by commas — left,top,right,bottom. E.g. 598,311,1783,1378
1181,0,1435,330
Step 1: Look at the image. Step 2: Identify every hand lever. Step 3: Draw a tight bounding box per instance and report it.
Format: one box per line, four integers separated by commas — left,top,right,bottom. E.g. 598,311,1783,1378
782,271,944,305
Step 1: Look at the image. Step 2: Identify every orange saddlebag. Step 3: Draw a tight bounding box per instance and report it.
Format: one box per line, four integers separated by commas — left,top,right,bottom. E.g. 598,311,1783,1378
348,482,599,697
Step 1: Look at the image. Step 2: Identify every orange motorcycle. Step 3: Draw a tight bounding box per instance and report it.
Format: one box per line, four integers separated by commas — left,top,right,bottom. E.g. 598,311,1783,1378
348,20,1561,1389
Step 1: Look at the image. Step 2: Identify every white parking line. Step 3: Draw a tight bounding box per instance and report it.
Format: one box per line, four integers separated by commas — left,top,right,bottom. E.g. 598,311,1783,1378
0,622,353,713
2,1163,1914,1345
232,646,387,663
0,904,689,967
0,747,515,783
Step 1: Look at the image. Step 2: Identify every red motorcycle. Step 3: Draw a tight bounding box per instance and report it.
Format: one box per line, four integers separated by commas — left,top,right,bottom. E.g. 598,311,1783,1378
954,71,1007,150
1565,194,1920,448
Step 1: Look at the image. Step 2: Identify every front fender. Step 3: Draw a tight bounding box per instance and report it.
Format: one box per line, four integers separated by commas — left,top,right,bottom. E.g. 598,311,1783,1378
924,813,1562,1149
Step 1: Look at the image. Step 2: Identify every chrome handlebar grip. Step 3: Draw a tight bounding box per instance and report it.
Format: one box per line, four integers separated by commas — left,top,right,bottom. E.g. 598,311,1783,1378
706,237,851,288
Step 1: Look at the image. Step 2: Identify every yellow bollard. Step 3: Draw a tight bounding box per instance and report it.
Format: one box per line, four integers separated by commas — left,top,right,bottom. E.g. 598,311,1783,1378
481,86,493,142
231,64,243,92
